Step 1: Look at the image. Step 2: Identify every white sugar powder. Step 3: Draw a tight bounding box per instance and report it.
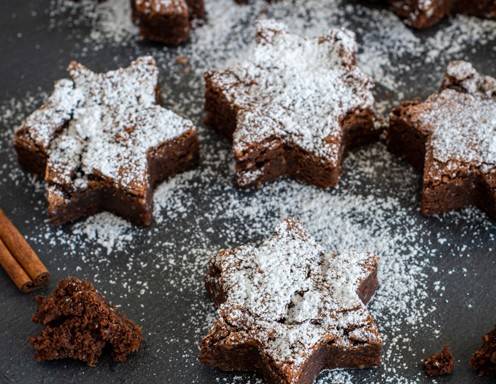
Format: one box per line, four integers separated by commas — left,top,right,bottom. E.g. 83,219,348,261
207,219,380,367
209,20,375,171
48,0,496,106
72,212,134,255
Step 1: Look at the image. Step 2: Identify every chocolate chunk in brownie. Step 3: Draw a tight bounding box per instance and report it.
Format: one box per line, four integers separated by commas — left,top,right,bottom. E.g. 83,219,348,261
471,325,496,377
131,0,205,45
200,218,382,384
423,346,455,377
204,19,379,189
14,56,199,226
387,0,496,29
29,277,142,367
387,61,496,219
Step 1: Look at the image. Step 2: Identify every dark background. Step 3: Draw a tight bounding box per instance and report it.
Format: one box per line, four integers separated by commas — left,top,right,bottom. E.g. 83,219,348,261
1,1,496,384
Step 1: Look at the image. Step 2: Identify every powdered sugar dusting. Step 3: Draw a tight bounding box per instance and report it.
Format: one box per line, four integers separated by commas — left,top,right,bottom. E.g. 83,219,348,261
416,61,496,172
19,79,82,148
72,212,134,255
49,0,137,45
46,0,496,105
428,90,496,168
208,20,375,171
135,0,176,14
15,55,197,227
205,218,380,369
2,88,495,381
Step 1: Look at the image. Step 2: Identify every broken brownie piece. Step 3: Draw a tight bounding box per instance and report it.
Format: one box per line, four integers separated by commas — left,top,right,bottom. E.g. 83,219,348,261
14,56,199,226
131,0,205,45
387,61,496,219
200,218,382,384
204,19,379,189
29,277,142,367
423,346,455,377
471,325,496,377
386,0,496,29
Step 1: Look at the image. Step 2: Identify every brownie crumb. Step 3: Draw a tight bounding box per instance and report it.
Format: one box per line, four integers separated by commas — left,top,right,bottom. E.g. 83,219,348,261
131,0,205,46
423,346,455,377
29,277,143,367
175,55,189,65
387,0,496,29
471,326,496,377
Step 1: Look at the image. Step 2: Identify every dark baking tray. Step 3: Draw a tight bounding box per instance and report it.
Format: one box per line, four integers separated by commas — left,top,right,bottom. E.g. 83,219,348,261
1,1,496,383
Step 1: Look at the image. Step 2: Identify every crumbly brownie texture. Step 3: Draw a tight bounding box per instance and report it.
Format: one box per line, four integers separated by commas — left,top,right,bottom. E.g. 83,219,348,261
204,20,379,189
387,0,496,29
131,0,205,45
29,277,142,367
471,326,496,377
14,56,199,226
388,61,496,219
200,218,382,384
422,346,455,377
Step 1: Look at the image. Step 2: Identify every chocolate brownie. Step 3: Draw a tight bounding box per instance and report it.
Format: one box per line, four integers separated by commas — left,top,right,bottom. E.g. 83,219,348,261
386,0,496,29
131,0,205,45
29,277,142,367
14,56,199,226
200,218,382,384
387,61,496,219
204,20,379,189
423,346,455,377
471,325,496,377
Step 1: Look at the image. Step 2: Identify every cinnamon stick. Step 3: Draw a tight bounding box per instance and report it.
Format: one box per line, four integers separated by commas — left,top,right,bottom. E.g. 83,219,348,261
0,209,49,287
0,239,34,293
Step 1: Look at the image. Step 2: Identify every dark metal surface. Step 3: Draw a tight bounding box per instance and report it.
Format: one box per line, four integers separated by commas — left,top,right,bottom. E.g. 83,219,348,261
0,1,496,384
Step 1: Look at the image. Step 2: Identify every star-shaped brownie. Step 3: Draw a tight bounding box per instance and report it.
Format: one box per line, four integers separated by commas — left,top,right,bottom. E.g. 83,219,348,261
386,0,496,29
200,218,382,384
14,56,199,226
388,61,496,218
204,20,379,189
131,0,205,45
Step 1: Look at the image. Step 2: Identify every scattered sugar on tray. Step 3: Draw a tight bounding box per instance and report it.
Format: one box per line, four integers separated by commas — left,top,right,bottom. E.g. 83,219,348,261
425,15,496,62
46,0,496,108
48,0,137,46
72,212,134,255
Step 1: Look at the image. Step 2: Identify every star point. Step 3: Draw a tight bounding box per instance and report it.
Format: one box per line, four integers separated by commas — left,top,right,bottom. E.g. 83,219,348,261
388,60,496,218
15,56,199,225
204,20,379,189
201,218,382,384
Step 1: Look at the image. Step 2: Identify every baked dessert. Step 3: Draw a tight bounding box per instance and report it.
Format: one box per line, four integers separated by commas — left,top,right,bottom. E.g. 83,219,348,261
14,56,199,226
131,0,205,45
200,218,382,384
387,61,496,219
422,346,454,377
204,20,379,189
238,0,495,28
471,325,496,377
385,0,496,29
29,277,142,367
